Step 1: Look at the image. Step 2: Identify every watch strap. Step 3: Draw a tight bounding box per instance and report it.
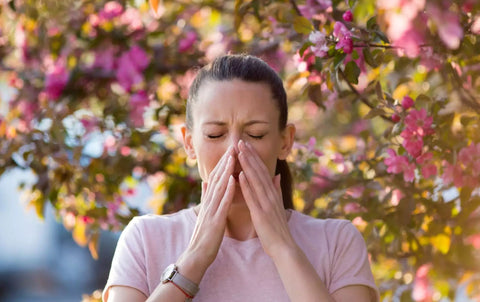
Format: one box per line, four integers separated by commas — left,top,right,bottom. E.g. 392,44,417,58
171,268,199,297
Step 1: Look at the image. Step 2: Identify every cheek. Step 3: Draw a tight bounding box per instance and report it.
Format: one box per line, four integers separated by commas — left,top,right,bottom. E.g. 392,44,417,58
250,141,281,175
195,142,225,180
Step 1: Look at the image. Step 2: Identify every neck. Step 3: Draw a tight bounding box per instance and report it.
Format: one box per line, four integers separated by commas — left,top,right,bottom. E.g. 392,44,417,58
224,203,256,241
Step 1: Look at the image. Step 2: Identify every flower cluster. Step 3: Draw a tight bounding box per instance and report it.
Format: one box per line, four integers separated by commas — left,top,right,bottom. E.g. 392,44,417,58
333,22,353,54
442,142,480,188
116,45,150,92
384,97,437,182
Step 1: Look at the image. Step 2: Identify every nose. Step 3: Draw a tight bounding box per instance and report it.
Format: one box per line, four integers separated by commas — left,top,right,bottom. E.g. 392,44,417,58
229,133,240,155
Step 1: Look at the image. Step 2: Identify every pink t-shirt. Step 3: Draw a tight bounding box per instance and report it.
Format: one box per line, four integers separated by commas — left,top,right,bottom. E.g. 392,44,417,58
103,208,379,301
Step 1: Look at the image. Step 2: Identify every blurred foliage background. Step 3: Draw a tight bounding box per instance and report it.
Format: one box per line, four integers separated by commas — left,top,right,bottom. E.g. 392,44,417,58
1,0,480,300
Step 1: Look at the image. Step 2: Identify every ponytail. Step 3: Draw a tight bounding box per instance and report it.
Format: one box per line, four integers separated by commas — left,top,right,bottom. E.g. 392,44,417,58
275,159,293,209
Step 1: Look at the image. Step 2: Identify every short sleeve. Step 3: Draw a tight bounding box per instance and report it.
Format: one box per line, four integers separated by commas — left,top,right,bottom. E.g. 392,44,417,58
329,221,379,301
103,217,149,301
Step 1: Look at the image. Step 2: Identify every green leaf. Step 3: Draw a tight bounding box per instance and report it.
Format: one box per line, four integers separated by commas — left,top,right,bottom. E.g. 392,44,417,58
293,16,314,34
351,50,359,60
344,61,361,84
348,0,356,7
299,42,314,57
415,94,432,110
375,30,390,43
362,47,378,67
364,108,386,119
366,16,377,30
375,81,384,101
334,52,347,69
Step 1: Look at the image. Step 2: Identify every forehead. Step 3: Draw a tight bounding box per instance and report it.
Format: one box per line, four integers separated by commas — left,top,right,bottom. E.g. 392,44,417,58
192,79,279,124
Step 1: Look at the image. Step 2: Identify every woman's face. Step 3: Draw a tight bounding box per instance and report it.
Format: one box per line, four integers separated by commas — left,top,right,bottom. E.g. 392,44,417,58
182,79,294,184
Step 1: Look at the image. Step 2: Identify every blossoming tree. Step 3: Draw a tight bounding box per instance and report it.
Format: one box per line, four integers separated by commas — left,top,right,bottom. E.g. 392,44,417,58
1,0,479,300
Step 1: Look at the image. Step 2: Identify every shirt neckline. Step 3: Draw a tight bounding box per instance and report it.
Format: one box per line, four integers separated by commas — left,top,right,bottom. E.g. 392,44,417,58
184,206,297,245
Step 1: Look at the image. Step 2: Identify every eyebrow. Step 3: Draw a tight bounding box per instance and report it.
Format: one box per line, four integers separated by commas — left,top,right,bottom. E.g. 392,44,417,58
202,120,270,126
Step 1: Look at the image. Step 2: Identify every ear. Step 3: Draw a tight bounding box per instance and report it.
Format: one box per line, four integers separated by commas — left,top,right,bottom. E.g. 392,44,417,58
181,125,197,159
278,123,296,160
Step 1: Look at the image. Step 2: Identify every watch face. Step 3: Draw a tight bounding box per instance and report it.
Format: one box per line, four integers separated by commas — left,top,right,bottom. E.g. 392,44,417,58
161,263,176,282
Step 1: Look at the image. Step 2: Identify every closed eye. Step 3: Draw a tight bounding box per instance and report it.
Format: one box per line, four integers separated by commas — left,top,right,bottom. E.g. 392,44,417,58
207,134,223,139
249,134,264,139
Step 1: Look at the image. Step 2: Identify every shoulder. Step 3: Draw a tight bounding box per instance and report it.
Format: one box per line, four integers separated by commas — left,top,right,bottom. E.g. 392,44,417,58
289,210,364,256
123,207,196,240
289,210,354,236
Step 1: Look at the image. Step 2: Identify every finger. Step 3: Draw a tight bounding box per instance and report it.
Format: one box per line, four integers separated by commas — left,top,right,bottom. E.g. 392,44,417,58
243,142,282,201
209,154,235,209
216,175,236,217
238,149,276,205
207,146,233,184
238,171,260,211
244,141,271,176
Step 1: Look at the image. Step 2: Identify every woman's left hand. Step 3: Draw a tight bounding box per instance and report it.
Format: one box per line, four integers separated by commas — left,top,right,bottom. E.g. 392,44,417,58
237,140,297,258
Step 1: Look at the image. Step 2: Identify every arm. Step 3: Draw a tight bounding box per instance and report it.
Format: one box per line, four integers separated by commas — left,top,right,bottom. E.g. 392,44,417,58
271,245,373,302
238,140,375,302
106,146,237,302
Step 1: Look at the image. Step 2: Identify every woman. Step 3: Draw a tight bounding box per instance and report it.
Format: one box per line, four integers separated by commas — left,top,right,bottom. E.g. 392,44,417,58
103,54,379,302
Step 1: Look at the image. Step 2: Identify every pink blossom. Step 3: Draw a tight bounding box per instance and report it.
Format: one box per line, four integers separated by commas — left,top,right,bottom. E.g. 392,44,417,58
128,45,150,70
99,1,124,20
403,162,416,182
465,234,480,249
391,189,404,206
346,186,364,199
120,8,144,32
178,31,197,53
129,90,150,127
344,202,365,214
116,45,150,91
80,117,98,135
13,99,37,125
384,149,408,174
471,16,480,35
404,108,434,137
378,0,426,58
402,96,414,110
412,264,433,302
384,149,416,182
441,161,464,188
458,143,480,175
416,152,432,164
343,10,353,22
263,49,287,73
309,31,329,58
298,0,332,19
306,137,324,157
427,3,463,49
333,22,353,54
391,114,401,123
421,164,437,179
44,60,69,100
394,27,425,58
92,47,116,71
401,130,423,158
417,152,438,180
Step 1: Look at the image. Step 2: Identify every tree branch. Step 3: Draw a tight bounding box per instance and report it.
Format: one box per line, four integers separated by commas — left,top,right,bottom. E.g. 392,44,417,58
289,0,302,17
338,68,393,123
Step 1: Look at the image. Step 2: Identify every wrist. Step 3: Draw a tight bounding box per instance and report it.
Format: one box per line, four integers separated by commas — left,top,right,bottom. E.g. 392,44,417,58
269,242,303,264
176,249,211,284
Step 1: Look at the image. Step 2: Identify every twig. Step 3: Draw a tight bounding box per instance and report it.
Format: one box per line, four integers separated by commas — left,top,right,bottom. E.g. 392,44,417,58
338,69,393,123
290,0,302,17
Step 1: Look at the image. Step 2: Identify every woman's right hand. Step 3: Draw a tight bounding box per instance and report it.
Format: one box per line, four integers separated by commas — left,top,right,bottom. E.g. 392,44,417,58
175,146,236,282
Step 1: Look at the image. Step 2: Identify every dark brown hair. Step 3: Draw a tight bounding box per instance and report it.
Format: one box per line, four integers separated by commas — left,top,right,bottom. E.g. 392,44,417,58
186,54,293,210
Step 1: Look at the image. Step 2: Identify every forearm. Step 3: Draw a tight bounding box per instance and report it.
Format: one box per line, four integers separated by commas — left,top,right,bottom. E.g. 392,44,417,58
271,245,335,302
146,250,209,302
